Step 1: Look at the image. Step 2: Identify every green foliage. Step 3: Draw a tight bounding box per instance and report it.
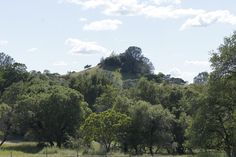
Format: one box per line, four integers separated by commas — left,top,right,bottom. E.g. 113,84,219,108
69,69,122,109
66,131,82,156
0,77,89,147
125,101,174,155
94,85,121,112
193,72,209,84
113,95,133,114
145,73,186,85
101,46,154,76
210,31,236,78
135,78,161,104
0,103,15,147
188,32,236,157
80,109,131,153
33,86,84,147
0,53,28,94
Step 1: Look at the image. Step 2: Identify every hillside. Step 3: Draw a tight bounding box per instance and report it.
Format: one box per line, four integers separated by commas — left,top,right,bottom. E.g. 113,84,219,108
67,46,187,85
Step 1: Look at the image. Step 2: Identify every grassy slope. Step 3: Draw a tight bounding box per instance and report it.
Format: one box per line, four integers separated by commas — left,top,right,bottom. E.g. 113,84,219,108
69,66,100,78
68,65,140,81
0,142,75,157
0,142,227,157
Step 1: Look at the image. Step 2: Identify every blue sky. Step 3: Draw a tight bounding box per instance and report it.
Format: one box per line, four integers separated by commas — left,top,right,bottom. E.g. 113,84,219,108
0,0,236,82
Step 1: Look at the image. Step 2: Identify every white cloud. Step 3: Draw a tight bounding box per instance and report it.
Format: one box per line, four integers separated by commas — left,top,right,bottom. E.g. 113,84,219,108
102,0,144,16
142,6,204,19
64,0,143,16
0,40,9,46
63,0,203,18
185,60,210,66
153,0,183,5
83,19,122,31
65,38,108,55
53,61,68,66
63,0,236,28
181,10,236,30
79,17,88,22
27,48,38,53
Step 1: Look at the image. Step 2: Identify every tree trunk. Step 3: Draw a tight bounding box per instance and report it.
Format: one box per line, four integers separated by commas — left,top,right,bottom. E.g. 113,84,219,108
105,143,111,153
232,144,236,157
76,150,79,157
0,133,8,147
166,148,171,154
149,146,153,156
187,147,194,155
176,144,185,155
134,146,138,155
56,140,62,148
225,147,232,157
155,146,160,154
123,142,128,153
49,141,54,146
0,136,7,147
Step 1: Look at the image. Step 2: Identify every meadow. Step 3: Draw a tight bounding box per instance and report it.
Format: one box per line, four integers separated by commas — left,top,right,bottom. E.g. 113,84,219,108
0,142,227,157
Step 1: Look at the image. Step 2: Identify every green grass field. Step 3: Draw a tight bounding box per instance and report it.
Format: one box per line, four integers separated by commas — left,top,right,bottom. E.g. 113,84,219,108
0,142,227,157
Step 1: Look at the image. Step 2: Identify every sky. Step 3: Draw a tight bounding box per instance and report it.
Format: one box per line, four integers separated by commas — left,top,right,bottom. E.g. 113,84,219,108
0,0,236,83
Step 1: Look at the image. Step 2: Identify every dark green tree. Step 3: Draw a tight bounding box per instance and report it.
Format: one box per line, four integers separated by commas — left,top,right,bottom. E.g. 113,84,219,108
101,46,154,76
188,32,236,157
193,72,209,84
0,103,15,147
0,53,28,94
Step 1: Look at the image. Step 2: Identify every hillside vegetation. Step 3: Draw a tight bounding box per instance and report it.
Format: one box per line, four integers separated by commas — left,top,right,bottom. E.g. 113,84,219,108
0,32,236,157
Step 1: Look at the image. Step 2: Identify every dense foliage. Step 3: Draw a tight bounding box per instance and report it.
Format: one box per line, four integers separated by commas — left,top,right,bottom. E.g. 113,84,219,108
100,46,154,76
0,37,236,157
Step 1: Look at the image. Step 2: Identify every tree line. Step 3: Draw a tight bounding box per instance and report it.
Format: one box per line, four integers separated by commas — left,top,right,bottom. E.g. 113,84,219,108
0,32,236,157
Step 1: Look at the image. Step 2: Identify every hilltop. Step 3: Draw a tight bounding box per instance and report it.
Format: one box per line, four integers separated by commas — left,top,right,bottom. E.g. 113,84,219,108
67,46,187,86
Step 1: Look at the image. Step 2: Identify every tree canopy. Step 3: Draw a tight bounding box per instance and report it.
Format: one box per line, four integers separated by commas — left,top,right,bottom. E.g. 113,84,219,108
101,46,154,76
